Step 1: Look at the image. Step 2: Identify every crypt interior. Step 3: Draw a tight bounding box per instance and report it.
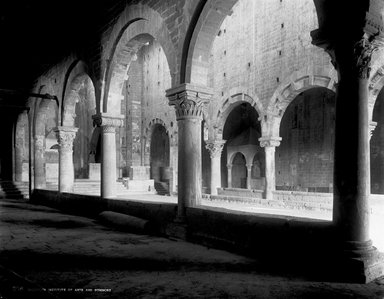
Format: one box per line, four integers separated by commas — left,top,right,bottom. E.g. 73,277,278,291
2,0,384,292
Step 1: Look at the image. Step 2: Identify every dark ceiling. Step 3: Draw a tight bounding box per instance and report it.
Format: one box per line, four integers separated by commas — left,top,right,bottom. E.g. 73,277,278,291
0,0,125,91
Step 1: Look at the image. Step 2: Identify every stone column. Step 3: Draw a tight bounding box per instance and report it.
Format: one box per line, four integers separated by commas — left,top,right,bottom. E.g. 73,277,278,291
205,140,226,195
227,164,232,188
34,135,46,189
312,16,384,281
54,126,78,193
259,137,281,200
93,114,124,198
246,163,253,190
14,129,24,182
166,84,212,220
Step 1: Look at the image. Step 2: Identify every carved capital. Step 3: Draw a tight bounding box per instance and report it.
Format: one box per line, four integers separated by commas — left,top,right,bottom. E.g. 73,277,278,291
205,139,226,159
370,121,377,140
92,113,124,133
166,84,212,120
259,136,282,148
354,34,381,79
54,126,78,152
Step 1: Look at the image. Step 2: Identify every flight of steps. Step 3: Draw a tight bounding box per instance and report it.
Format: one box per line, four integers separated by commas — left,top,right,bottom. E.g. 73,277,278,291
154,181,169,196
0,181,29,199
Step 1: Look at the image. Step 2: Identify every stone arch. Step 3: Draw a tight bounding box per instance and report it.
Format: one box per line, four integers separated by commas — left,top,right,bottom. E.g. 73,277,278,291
369,65,384,121
215,90,263,139
182,0,239,85
61,61,97,127
266,70,337,136
102,5,176,114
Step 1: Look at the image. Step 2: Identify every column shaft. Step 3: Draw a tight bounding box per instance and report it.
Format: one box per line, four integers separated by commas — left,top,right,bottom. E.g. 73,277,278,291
101,126,117,198
178,118,202,211
259,137,281,200
246,164,252,190
93,114,124,198
34,135,46,189
227,165,232,188
55,127,77,193
166,84,212,220
205,140,225,195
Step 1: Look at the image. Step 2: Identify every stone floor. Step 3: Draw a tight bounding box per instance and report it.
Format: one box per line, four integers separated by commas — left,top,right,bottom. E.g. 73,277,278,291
1,197,384,298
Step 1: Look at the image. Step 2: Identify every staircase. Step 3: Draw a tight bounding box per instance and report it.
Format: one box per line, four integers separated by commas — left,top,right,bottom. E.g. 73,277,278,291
154,181,169,196
0,181,29,199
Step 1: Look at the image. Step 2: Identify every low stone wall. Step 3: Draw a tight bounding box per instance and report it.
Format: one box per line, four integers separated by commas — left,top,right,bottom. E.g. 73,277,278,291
217,188,264,198
272,191,333,211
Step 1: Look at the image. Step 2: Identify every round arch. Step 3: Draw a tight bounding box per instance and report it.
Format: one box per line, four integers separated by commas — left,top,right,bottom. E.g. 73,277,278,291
266,70,337,136
61,61,97,126
102,5,177,114
215,91,263,139
182,0,239,85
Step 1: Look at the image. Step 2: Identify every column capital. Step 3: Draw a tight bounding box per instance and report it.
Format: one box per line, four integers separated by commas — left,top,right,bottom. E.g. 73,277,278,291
259,136,282,148
92,113,124,128
226,164,232,169
54,126,78,152
205,139,226,159
370,121,377,140
311,12,384,79
166,83,213,120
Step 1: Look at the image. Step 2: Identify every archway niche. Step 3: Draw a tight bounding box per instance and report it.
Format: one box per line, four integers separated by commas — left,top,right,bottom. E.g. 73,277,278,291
370,87,384,194
221,102,262,190
150,124,170,194
276,87,335,192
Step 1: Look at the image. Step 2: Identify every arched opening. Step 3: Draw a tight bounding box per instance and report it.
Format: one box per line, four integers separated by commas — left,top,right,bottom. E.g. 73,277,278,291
276,87,335,192
252,150,265,190
106,19,175,193
150,124,170,195
69,76,97,179
222,102,262,190
370,87,384,194
231,152,247,188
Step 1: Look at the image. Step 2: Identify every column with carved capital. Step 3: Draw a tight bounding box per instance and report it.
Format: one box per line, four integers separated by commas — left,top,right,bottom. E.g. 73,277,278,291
93,114,124,198
259,137,281,200
54,126,78,192
34,135,46,189
312,13,384,281
205,139,226,195
246,164,253,190
166,84,212,220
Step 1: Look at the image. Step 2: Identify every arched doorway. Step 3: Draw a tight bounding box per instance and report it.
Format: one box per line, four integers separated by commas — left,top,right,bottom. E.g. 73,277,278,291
276,87,335,192
150,124,170,194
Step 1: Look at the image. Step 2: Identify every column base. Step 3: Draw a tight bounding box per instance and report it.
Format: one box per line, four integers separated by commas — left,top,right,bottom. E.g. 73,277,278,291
330,241,384,283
